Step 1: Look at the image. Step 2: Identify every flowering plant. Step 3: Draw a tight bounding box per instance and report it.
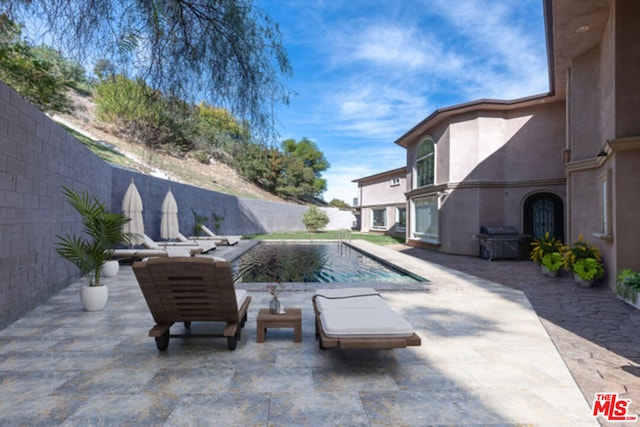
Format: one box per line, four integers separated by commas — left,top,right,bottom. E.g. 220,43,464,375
530,232,564,264
563,234,601,271
267,282,283,298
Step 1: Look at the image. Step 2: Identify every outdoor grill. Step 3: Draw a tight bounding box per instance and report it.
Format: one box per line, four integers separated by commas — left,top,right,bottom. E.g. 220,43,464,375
478,226,531,261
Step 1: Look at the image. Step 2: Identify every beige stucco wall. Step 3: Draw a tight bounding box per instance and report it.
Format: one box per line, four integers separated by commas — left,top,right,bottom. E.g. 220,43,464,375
406,102,566,255
565,0,640,287
358,172,407,206
356,169,407,233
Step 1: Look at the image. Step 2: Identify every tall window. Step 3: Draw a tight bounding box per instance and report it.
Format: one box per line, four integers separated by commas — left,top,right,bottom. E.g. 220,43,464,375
413,196,438,240
396,207,406,231
600,170,611,235
416,138,434,188
371,208,387,230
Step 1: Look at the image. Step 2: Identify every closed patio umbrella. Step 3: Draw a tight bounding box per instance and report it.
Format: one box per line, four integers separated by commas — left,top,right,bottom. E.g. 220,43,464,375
121,180,145,245
160,188,179,240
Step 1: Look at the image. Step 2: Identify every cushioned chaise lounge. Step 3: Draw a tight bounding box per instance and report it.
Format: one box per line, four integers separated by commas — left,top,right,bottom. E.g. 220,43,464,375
189,225,241,246
145,234,216,253
110,237,205,261
133,257,251,351
313,287,421,349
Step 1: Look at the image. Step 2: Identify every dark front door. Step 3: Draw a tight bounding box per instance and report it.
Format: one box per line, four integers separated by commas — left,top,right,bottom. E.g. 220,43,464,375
524,193,564,241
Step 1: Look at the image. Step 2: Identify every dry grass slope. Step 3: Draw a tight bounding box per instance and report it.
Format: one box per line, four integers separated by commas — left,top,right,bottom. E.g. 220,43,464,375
50,91,287,202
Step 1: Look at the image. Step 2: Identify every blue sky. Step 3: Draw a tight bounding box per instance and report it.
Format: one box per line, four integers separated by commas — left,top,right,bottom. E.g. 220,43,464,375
256,0,550,204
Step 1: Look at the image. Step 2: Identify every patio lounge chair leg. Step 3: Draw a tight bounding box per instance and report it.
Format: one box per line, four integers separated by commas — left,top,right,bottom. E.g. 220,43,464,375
155,330,170,351
227,335,237,350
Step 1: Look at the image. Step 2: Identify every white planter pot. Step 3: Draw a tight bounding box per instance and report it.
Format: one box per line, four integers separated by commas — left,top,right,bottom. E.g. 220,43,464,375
573,273,594,287
541,265,559,277
80,285,109,311
101,260,119,277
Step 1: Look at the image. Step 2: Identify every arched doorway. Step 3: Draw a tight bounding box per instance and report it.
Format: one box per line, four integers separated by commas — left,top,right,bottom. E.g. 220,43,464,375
523,193,564,241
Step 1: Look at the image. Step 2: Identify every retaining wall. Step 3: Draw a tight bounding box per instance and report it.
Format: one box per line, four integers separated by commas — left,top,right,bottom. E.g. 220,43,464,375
0,81,355,330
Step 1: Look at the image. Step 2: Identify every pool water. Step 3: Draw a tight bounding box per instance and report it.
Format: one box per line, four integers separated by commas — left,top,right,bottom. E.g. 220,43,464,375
232,242,425,283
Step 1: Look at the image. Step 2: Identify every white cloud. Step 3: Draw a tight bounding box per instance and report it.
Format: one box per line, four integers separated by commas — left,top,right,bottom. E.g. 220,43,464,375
263,0,549,202
425,0,549,99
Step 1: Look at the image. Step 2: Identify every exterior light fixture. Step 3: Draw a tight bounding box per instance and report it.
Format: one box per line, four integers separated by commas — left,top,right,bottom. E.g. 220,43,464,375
576,25,590,33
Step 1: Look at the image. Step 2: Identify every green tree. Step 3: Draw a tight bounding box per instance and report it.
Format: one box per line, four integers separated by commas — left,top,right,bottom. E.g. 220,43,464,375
0,16,74,112
282,137,330,175
233,142,282,193
280,137,329,198
4,0,292,139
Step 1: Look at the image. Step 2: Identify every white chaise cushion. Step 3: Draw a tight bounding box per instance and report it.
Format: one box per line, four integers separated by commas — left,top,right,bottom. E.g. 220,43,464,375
320,307,414,338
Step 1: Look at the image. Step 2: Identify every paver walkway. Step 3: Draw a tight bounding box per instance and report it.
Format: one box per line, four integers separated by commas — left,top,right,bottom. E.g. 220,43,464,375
389,243,640,427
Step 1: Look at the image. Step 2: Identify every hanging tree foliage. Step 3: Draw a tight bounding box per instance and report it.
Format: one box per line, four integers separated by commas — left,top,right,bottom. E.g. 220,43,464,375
2,0,292,139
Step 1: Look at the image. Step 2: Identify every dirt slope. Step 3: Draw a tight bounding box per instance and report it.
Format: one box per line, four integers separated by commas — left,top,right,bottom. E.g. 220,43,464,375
50,92,287,202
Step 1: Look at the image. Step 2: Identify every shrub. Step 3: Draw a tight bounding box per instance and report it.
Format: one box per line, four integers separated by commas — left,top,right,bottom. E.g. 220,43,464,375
302,205,329,232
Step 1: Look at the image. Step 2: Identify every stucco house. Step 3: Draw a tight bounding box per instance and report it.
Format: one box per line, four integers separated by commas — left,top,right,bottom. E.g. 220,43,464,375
352,167,407,236
355,0,640,287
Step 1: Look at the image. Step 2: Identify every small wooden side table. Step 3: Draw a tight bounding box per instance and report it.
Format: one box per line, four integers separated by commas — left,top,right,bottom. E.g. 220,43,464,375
256,308,302,343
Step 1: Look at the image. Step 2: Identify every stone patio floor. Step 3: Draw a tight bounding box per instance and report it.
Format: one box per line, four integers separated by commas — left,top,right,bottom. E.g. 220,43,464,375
0,239,638,426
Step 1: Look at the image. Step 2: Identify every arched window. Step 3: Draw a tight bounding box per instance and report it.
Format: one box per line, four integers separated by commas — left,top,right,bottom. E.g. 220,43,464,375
416,138,434,188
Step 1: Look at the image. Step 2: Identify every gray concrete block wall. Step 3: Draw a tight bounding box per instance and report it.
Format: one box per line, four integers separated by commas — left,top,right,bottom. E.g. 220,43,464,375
1,81,345,330
0,82,113,330
111,168,308,239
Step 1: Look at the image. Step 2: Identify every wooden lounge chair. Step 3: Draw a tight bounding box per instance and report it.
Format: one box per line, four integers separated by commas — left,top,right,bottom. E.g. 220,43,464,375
312,288,421,350
189,225,241,246
132,257,251,351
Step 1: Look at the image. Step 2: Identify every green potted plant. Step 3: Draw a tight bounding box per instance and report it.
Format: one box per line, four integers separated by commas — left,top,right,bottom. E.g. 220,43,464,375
572,257,604,287
563,234,603,286
530,232,564,265
540,252,563,277
55,187,135,311
615,269,640,309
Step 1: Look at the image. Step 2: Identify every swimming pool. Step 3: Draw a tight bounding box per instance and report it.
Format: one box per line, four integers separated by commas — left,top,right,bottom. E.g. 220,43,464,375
232,242,425,283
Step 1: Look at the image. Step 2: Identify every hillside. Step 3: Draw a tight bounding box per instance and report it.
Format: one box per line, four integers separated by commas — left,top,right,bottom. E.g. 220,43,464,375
50,91,288,203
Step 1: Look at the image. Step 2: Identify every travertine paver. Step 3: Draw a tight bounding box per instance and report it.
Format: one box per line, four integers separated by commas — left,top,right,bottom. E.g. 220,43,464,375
0,240,615,425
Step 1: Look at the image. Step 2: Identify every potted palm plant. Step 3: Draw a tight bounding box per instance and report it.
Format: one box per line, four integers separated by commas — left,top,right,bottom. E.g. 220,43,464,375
55,187,135,311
